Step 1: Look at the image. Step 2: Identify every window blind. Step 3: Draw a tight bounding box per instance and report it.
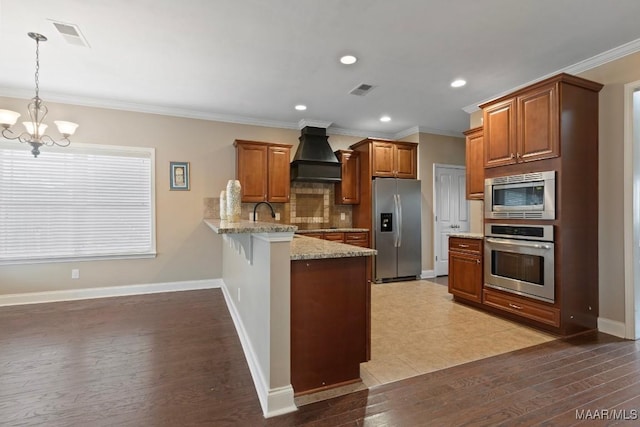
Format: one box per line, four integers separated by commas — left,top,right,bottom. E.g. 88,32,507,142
0,142,155,263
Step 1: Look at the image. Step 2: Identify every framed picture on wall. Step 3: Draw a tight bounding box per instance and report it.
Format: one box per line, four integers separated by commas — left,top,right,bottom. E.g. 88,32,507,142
170,161,190,191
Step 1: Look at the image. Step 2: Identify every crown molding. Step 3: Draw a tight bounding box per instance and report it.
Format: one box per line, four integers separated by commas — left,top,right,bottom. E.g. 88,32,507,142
463,37,640,113
297,119,333,129
326,126,393,140
395,125,463,140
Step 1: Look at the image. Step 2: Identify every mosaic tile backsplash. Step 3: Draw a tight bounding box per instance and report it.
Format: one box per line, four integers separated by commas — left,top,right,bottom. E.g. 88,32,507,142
203,181,352,229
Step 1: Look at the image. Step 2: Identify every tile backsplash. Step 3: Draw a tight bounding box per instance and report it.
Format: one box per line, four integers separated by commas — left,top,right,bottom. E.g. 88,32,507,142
203,181,352,229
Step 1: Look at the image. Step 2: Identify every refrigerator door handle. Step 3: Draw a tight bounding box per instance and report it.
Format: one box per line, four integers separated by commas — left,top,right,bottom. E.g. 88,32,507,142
393,194,400,247
397,194,403,247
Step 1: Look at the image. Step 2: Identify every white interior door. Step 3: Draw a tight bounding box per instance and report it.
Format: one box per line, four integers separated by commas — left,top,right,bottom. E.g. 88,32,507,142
434,165,469,276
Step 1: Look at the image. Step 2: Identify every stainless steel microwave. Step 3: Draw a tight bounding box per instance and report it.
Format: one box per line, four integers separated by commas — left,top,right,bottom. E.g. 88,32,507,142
485,171,556,220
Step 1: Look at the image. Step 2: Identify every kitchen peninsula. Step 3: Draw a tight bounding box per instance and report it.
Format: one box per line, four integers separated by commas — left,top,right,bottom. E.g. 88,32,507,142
204,219,375,417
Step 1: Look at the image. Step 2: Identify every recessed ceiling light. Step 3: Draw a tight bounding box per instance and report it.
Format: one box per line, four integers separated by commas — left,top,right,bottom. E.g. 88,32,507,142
451,79,467,88
340,55,357,65
380,115,391,122
295,104,307,111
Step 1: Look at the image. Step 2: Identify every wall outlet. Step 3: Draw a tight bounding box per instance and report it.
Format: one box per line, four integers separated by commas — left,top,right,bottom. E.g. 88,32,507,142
71,269,80,279
340,212,346,221
275,212,280,221
237,288,241,302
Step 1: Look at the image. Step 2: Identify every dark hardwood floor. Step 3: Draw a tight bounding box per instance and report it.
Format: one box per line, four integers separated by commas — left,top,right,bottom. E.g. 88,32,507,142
1,289,638,426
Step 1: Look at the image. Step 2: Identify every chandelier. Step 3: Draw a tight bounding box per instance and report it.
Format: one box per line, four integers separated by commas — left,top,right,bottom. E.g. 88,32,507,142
0,32,79,157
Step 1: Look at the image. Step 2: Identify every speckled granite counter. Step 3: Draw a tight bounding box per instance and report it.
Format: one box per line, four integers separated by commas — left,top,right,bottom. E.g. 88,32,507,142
448,232,484,239
291,234,376,260
296,228,369,233
204,219,297,234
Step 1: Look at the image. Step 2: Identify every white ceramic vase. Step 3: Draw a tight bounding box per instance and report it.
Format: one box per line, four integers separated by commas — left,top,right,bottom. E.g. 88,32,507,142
226,179,241,222
219,190,227,221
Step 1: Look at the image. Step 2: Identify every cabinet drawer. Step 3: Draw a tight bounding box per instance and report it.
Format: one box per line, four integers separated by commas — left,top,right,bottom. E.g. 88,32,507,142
323,232,345,242
345,232,367,241
449,237,482,253
483,289,560,327
302,233,323,239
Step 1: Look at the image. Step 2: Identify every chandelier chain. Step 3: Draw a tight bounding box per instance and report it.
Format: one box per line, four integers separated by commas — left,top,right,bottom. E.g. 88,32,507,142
34,37,40,100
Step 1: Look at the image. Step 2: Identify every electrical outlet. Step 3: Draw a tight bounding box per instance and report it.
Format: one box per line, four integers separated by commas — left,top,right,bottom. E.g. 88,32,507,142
237,288,241,302
275,212,280,221
71,269,80,279
340,212,346,221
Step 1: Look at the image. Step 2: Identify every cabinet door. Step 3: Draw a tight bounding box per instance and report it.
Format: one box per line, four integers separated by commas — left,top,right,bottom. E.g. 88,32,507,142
335,151,360,204
323,232,345,243
267,146,291,203
236,142,267,202
395,144,417,179
484,98,516,168
464,128,484,200
448,250,482,303
517,83,559,163
371,142,395,177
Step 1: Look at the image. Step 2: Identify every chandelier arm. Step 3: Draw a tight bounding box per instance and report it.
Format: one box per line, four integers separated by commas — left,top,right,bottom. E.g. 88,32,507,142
53,136,71,147
39,134,56,147
1,127,33,143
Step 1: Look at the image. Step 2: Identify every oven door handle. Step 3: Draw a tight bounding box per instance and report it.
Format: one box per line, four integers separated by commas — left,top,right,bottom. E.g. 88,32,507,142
486,237,553,250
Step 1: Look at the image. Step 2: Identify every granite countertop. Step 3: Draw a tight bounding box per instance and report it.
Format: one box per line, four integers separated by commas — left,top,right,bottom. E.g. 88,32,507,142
296,228,369,233
291,234,376,260
204,219,298,234
448,232,484,239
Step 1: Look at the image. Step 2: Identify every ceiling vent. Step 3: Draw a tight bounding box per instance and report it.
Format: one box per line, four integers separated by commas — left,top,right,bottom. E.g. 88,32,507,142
349,83,375,96
49,20,90,47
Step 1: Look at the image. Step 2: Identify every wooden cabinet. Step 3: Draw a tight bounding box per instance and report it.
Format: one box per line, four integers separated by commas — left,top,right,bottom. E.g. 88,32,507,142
345,232,369,248
335,150,360,205
463,127,484,200
234,140,292,203
483,82,559,168
483,288,560,328
323,232,345,242
371,141,417,178
448,237,483,304
291,256,371,394
299,231,370,248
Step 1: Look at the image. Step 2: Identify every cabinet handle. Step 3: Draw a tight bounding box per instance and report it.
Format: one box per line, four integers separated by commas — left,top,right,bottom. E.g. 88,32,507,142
510,153,515,159
508,303,523,310
517,153,522,159
476,259,480,264
458,244,469,248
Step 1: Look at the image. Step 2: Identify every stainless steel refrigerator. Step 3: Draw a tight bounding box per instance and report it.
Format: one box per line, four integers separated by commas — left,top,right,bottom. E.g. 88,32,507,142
372,178,422,282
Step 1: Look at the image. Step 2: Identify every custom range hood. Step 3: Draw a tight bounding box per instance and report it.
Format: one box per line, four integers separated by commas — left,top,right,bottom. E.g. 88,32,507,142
290,126,341,182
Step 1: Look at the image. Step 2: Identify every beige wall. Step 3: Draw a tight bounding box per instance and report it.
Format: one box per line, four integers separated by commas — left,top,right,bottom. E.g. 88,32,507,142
416,132,466,271
579,52,640,323
0,95,360,296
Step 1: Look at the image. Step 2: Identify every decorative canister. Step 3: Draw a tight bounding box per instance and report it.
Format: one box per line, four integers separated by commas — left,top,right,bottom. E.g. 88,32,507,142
226,179,242,222
219,190,227,221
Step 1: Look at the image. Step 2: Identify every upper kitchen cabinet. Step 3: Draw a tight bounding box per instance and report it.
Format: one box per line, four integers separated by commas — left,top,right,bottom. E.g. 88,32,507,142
481,74,600,168
352,139,418,179
463,127,484,200
335,150,360,205
234,140,292,203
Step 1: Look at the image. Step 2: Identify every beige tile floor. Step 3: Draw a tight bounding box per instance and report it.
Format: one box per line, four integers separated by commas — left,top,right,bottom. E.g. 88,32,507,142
360,279,557,387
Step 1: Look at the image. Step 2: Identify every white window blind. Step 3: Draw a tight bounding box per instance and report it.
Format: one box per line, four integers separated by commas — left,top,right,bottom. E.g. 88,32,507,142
0,142,156,264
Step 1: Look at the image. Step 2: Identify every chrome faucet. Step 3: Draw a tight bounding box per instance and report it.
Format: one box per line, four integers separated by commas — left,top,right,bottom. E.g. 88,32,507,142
253,201,276,221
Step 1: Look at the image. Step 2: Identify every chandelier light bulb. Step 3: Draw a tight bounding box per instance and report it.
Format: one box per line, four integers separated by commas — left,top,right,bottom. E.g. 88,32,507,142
23,121,47,136
54,121,79,137
0,109,21,127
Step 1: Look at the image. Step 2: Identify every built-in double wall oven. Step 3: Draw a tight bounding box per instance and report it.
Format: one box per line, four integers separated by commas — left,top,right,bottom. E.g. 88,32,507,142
483,170,557,303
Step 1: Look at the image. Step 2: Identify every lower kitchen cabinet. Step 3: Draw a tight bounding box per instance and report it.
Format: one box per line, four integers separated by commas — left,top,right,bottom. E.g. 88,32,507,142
291,256,371,395
448,237,483,304
483,288,560,328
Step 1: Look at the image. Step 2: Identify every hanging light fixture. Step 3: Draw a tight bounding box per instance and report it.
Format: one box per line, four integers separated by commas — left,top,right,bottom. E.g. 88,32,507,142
0,32,78,157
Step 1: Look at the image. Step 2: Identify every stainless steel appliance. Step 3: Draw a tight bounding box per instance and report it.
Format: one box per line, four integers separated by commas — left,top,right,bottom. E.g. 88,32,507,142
485,171,556,220
484,223,555,303
373,178,421,282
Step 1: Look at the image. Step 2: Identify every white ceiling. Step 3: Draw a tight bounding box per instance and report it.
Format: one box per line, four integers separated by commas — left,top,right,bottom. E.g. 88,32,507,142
2,0,640,139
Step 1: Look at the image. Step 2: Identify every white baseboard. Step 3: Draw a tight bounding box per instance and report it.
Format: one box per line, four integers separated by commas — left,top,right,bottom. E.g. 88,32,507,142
598,317,627,338
421,270,436,279
0,278,222,307
220,281,296,418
